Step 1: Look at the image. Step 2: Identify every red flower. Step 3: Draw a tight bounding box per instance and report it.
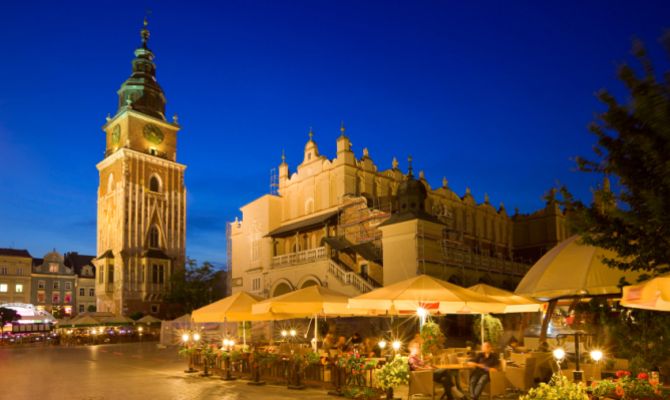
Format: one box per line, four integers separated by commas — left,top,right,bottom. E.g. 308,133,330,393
615,385,625,397
637,372,649,380
616,370,631,378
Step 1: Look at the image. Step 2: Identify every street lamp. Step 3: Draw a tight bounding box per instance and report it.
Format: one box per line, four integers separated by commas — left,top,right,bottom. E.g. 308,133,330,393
553,347,566,361
392,340,401,353
182,332,198,373
417,307,428,329
590,349,603,362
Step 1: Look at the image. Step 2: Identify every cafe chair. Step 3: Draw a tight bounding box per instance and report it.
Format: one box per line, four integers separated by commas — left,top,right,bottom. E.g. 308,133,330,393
408,370,435,399
482,370,509,400
505,357,536,392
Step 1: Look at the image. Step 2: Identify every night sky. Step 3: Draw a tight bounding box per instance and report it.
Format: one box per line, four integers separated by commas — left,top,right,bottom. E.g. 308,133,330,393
0,1,668,267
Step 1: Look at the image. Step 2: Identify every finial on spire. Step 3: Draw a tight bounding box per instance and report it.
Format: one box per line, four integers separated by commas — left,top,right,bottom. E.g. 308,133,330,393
141,17,150,48
308,127,314,141
392,157,398,169
173,113,179,124
484,193,490,203
407,155,413,177
442,177,448,188
362,147,369,158
419,170,425,180
281,149,286,163
465,187,471,195
106,113,111,122
340,120,346,137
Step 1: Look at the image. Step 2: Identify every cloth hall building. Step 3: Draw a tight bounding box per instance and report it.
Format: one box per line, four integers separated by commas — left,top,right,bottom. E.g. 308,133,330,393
230,127,569,298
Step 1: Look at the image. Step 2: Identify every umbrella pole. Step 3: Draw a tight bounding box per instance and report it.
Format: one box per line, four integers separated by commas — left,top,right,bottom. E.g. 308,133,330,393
481,313,485,347
539,299,557,345
243,321,247,347
313,315,318,352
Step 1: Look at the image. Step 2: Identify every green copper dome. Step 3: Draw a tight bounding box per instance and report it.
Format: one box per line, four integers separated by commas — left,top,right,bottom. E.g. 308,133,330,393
116,19,166,121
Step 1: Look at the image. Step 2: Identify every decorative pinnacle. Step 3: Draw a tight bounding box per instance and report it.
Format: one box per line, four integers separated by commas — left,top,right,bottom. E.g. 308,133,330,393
442,177,448,188
419,170,425,179
407,155,413,177
340,120,346,136
281,149,286,163
308,127,314,141
141,17,150,48
392,157,398,169
484,193,490,203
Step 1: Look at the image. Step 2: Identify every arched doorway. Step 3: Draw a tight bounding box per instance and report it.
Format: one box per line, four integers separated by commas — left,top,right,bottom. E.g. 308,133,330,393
301,280,319,289
272,281,292,297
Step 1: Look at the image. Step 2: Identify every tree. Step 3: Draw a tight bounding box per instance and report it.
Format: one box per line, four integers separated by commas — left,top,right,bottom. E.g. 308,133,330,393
0,307,19,327
560,33,670,277
165,258,224,314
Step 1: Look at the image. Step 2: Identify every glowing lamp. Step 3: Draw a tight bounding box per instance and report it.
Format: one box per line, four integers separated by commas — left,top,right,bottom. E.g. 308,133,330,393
182,333,190,342
281,330,288,337
193,333,201,342
416,307,428,318
229,339,235,347
553,348,566,361
378,340,387,349
590,350,603,362
138,327,144,333
289,329,296,337
392,340,401,351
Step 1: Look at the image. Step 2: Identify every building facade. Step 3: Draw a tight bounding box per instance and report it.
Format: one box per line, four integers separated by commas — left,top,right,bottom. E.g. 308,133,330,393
31,251,77,317
94,21,186,316
230,129,569,298
63,252,97,314
0,249,33,304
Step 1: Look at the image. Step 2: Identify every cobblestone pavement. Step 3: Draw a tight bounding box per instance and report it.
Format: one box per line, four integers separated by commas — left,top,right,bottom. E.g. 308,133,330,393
0,342,335,400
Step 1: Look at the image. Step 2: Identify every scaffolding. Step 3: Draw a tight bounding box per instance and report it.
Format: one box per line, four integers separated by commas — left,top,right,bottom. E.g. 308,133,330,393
336,195,390,245
269,167,279,195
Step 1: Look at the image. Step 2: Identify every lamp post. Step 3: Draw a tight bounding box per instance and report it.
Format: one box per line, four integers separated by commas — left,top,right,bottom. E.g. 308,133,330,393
222,338,237,381
138,326,143,343
182,331,200,373
556,331,594,382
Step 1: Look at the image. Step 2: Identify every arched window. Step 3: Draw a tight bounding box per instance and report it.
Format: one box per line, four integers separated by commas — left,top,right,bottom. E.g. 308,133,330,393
149,226,160,248
149,175,160,192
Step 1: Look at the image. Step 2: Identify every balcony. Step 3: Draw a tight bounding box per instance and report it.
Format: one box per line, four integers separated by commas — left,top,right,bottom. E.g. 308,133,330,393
272,246,327,267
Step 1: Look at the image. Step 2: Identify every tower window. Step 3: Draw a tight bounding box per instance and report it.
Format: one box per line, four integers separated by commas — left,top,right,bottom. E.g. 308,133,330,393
149,176,160,192
149,226,160,248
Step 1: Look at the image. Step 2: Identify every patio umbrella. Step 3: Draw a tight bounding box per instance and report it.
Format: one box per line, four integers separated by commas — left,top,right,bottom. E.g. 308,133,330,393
515,235,639,300
192,291,267,322
348,274,506,315
515,235,640,342
252,285,371,350
137,314,162,325
468,284,542,313
621,273,670,311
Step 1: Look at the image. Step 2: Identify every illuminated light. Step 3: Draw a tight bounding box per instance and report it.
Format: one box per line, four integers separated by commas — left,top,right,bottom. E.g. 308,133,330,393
416,307,428,318
553,348,566,361
281,330,288,337
590,350,603,362
229,339,235,347
378,340,387,349
138,327,144,332
193,333,201,342
289,329,296,337
181,333,190,342
392,340,401,351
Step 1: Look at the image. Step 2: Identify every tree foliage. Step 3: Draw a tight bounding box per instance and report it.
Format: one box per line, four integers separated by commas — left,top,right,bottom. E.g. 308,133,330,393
165,258,226,314
0,307,20,327
559,33,670,276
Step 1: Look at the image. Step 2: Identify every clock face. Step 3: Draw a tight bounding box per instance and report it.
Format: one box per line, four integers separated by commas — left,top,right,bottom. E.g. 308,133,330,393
143,123,164,145
111,125,121,145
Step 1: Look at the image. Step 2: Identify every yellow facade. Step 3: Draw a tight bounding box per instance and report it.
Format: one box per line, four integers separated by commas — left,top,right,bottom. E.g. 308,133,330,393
231,130,568,298
94,22,186,316
0,250,32,304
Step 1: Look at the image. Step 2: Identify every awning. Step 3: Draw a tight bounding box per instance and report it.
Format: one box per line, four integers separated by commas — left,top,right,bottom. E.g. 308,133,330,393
266,209,339,238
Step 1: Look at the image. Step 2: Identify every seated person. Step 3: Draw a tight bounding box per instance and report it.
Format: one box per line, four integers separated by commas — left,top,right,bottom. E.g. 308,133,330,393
467,342,500,400
322,333,336,351
335,335,348,352
408,342,460,400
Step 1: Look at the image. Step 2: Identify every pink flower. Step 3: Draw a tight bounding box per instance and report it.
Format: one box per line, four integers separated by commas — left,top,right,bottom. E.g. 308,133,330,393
637,372,649,380
616,370,631,378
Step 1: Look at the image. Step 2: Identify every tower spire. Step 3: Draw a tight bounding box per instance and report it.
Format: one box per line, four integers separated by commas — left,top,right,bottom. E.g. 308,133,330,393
141,17,150,49
407,155,414,177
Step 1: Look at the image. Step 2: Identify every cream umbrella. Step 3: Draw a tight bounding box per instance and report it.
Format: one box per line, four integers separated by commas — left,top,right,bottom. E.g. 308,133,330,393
515,235,640,300
348,274,507,315
621,273,670,311
468,284,542,313
252,285,371,350
515,235,640,342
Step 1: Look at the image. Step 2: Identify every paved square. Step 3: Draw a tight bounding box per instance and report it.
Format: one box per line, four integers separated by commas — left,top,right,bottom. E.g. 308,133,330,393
0,343,335,400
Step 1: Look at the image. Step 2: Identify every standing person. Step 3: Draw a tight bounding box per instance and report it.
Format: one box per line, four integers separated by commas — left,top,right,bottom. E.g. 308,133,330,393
467,342,500,400
408,342,457,400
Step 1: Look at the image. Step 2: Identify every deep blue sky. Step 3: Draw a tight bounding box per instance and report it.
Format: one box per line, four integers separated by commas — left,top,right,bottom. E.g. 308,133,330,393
0,1,668,267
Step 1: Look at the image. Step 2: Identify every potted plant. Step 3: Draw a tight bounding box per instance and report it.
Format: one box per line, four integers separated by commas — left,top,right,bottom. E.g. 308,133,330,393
375,355,409,400
520,374,589,400
592,370,669,399
420,321,446,356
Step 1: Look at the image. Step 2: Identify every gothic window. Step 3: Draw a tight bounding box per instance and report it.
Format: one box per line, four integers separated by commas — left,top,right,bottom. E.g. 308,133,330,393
149,175,161,192
149,226,160,248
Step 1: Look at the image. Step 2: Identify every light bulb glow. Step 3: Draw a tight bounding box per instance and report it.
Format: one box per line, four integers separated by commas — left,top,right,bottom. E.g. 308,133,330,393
590,350,603,362
378,340,387,349
281,330,288,337
553,348,566,361
229,339,235,347
416,307,428,318
193,333,201,342
392,340,401,351
181,333,190,342
289,329,296,337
